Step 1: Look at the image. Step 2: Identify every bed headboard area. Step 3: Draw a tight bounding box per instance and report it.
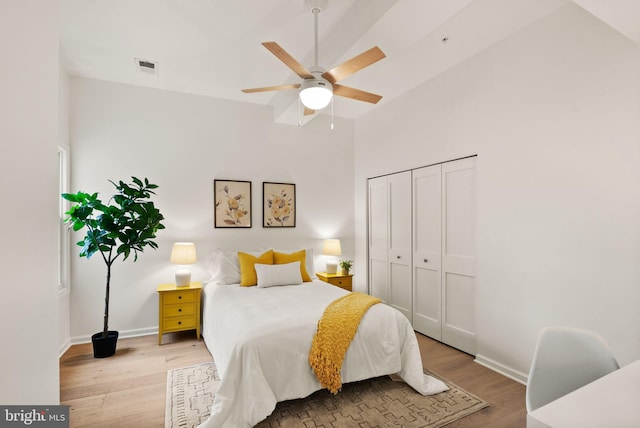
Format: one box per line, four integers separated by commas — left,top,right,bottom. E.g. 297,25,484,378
203,247,317,287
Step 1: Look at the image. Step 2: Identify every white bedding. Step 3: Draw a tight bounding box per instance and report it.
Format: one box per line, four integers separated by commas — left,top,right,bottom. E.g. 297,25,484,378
199,280,448,428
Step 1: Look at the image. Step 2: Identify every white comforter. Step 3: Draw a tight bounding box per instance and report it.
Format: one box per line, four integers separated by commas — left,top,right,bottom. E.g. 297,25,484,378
199,280,447,428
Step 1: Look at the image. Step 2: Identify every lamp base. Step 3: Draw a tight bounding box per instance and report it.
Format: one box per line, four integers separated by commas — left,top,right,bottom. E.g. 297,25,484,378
175,269,191,287
326,262,337,274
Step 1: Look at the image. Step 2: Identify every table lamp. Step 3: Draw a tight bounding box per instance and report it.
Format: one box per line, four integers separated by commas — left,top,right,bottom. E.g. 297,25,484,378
170,242,197,287
322,239,341,274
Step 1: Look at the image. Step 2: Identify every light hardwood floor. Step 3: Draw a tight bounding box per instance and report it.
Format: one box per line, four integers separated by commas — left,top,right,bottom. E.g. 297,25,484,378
60,331,526,427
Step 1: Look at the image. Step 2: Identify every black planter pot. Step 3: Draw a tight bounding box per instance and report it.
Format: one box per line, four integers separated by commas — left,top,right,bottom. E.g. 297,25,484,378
91,331,119,358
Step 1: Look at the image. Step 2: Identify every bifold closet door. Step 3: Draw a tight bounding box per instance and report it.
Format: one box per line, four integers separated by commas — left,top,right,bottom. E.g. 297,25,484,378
368,176,388,302
387,171,412,322
412,165,442,339
368,172,412,322
441,158,476,355
412,157,476,355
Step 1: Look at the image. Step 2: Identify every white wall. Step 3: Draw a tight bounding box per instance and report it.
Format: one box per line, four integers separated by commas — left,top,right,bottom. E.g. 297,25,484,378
0,0,60,404
354,3,640,381
69,77,355,341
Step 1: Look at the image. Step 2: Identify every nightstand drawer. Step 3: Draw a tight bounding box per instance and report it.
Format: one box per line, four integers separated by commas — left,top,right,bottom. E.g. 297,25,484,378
163,316,197,331
326,276,352,289
164,303,196,317
316,272,353,291
164,290,196,304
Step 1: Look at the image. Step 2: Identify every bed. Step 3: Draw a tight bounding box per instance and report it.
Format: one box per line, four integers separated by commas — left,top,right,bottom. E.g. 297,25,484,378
198,249,448,428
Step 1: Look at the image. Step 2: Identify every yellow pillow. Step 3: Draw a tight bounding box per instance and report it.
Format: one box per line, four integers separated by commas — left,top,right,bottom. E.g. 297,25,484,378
238,250,274,286
274,250,311,282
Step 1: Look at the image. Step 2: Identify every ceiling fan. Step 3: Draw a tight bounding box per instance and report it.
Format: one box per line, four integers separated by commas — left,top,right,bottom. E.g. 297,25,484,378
241,0,386,116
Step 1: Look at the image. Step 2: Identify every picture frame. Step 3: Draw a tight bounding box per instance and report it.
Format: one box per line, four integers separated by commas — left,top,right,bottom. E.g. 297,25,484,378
263,182,296,227
214,179,252,228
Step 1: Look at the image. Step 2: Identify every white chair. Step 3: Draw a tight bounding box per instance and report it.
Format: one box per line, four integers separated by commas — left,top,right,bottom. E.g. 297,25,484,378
525,326,619,413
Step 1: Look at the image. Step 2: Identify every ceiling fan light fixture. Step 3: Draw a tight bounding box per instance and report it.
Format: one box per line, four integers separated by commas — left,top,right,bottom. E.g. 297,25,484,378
299,78,333,110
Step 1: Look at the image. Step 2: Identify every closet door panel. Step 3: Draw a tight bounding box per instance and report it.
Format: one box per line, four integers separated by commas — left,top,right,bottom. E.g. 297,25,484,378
414,266,441,338
444,273,475,334
387,171,412,321
389,263,412,320
368,176,388,301
441,158,476,355
369,260,388,302
388,172,411,255
412,165,442,338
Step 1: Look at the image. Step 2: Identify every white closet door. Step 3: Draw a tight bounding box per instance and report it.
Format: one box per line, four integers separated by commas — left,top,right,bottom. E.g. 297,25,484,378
441,157,476,355
412,165,442,339
387,171,412,322
368,176,388,302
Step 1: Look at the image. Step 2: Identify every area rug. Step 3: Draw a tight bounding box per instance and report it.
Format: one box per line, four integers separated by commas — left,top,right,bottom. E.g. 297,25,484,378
166,362,488,428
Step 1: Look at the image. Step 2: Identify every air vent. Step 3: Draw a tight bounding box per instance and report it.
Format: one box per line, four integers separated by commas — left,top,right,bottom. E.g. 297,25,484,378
134,58,158,75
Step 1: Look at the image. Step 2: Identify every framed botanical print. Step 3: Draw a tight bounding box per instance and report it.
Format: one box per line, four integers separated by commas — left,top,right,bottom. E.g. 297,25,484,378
263,182,295,227
214,179,252,228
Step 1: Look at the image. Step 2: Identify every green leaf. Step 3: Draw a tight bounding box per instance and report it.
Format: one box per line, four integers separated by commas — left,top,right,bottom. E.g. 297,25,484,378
61,193,79,202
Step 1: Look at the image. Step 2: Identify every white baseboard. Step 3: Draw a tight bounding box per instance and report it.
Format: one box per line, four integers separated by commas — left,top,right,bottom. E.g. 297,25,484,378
68,326,158,346
474,353,528,385
58,340,71,358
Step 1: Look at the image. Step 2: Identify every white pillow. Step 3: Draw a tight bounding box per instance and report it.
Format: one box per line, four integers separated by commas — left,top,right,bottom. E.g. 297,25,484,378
204,249,262,285
255,261,303,288
303,248,316,278
263,247,316,279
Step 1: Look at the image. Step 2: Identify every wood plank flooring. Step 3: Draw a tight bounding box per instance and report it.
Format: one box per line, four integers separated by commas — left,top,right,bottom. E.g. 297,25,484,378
60,331,526,427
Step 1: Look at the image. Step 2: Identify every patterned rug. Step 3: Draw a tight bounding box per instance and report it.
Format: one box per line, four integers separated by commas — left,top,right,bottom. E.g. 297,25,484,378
166,362,488,428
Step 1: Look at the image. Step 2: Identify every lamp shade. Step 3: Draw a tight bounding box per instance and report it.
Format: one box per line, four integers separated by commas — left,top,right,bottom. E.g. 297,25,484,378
170,243,197,287
322,239,341,274
299,78,333,110
322,239,342,256
170,242,197,264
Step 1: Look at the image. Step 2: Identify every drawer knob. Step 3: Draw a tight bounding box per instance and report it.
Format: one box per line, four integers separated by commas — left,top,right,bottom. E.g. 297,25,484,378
397,255,401,259
338,281,342,284
178,296,182,299
424,258,428,263
178,321,182,325
178,308,182,312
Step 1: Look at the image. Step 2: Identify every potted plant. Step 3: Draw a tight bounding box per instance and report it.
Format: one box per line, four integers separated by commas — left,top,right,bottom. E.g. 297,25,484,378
62,177,165,358
339,259,353,275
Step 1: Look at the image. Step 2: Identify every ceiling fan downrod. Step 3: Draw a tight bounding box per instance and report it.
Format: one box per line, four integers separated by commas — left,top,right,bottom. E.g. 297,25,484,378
312,6,320,68
306,0,327,70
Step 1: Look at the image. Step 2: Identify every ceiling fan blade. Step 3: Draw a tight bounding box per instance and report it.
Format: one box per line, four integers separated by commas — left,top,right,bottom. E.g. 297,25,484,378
241,83,300,93
333,84,383,104
262,42,314,79
322,46,386,83
304,107,315,116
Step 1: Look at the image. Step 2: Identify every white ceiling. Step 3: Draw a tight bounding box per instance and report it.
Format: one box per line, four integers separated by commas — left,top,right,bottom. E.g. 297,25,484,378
60,0,640,126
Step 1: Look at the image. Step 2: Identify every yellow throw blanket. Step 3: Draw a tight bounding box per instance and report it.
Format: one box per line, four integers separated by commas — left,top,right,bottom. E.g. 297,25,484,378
309,292,382,394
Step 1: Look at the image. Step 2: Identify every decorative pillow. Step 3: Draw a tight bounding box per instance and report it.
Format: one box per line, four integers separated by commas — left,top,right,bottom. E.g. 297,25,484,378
204,249,262,285
262,247,317,278
273,250,312,282
238,250,274,286
255,262,303,288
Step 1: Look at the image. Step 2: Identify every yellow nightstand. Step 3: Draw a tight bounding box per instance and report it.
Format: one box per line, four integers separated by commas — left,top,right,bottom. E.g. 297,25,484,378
316,272,353,292
157,282,202,345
